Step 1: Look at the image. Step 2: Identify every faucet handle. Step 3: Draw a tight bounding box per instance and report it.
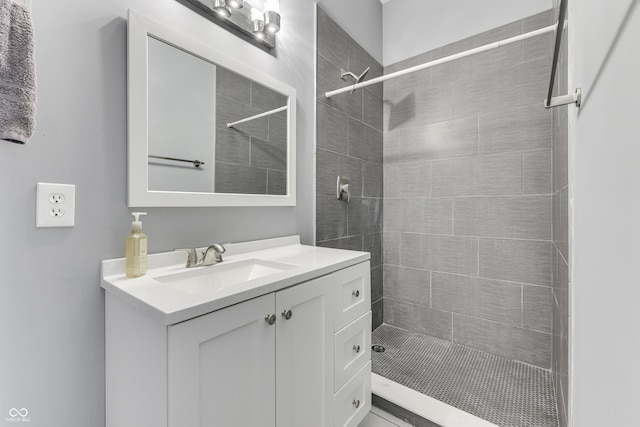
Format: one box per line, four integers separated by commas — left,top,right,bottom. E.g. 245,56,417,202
175,248,199,268
201,243,226,265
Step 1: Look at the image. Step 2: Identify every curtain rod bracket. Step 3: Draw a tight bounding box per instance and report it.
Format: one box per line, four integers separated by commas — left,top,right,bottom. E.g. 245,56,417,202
544,88,582,109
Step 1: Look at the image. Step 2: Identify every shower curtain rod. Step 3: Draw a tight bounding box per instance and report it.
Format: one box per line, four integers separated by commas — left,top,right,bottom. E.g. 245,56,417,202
227,105,288,128
325,24,556,99
326,19,579,109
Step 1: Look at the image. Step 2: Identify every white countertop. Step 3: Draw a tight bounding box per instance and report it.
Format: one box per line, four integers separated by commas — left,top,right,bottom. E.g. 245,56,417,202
101,236,370,325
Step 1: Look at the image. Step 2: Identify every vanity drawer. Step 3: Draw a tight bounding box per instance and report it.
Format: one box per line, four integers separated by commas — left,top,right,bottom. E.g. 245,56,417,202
334,361,371,427
334,261,371,332
335,311,371,392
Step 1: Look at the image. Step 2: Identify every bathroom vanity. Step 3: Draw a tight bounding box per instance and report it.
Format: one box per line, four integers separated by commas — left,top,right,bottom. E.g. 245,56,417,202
101,236,371,427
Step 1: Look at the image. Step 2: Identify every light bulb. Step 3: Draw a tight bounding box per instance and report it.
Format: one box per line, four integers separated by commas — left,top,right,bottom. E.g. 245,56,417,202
226,0,243,9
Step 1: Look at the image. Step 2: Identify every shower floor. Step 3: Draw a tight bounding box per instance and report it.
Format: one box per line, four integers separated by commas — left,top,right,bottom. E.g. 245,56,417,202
371,324,559,427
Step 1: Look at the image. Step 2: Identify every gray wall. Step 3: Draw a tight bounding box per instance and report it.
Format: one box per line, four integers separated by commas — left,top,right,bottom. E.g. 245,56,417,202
571,0,640,425
551,8,569,426
0,0,379,425
382,11,556,369
315,7,384,329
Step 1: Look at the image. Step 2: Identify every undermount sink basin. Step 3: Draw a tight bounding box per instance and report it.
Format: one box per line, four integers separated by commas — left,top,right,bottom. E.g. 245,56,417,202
155,259,297,295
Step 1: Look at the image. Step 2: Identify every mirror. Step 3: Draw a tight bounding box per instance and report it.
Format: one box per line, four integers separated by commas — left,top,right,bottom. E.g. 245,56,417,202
128,10,296,207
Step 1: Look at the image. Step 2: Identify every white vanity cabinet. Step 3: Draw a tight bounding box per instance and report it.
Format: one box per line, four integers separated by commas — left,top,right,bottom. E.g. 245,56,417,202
104,250,370,427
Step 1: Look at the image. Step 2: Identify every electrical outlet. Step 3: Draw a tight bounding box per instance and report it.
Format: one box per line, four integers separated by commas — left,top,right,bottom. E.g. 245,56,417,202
36,183,75,228
49,193,65,204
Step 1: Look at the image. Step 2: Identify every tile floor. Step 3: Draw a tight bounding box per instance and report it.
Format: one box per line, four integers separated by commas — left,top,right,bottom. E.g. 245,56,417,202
371,325,559,427
360,407,414,427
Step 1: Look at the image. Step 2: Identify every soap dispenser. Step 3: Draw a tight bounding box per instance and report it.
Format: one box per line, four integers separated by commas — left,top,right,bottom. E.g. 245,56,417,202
125,212,148,278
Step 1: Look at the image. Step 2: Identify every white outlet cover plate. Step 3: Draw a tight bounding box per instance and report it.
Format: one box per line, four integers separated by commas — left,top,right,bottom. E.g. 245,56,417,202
36,182,76,227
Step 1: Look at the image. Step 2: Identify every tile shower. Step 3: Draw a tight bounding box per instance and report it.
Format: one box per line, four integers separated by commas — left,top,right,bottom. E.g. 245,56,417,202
316,6,568,427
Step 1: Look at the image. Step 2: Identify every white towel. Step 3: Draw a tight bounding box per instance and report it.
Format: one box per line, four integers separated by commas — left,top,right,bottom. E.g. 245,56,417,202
0,0,35,144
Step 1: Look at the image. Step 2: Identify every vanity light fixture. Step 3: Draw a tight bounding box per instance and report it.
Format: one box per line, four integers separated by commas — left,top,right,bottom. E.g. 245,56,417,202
213,0,231,17
175,0,280,50
263,0,280,34
225,0,243,9
251,7,266,39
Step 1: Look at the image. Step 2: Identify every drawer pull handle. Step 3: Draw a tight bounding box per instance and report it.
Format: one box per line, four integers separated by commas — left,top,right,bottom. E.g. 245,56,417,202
353,344,361,353
352,399,361,409
265,314,276,325
352,290,360,298
281,309,293,320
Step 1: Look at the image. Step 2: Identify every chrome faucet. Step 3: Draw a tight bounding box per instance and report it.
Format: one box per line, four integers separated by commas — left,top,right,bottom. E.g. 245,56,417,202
201,244,226,266
175,244,226,268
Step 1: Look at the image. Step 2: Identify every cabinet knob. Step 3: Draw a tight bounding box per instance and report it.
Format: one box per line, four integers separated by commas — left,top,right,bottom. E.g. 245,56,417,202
352,399,361,409
352,344,361,353
265,314,276,325
281,309,293,320
352,289,360,298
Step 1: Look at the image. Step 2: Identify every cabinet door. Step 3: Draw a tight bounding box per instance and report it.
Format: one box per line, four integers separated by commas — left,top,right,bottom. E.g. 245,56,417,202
168,294,276,427
276,275,334,427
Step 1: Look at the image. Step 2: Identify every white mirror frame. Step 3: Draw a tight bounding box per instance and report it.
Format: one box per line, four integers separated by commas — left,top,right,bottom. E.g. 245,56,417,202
128,10,296,207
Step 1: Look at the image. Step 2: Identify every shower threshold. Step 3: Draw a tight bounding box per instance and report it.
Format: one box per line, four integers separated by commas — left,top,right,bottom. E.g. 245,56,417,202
371,324,559,427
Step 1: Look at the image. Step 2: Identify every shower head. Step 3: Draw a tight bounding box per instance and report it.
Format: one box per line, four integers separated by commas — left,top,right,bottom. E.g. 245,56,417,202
340,67,371,94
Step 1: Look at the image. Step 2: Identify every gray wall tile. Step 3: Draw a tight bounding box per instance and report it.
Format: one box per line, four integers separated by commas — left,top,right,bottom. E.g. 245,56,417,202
422,198,454,235
453,314,551,368
371,265,383,303
524,284,553,333
365,232,383,268
523,33,553,62
316,194,347,241
479,238,553,285
217,95,268,140
384,198,422,233
267,170,286,195
251,81,287,111
401,234,478,276
431,152,522,197
385,161,431,198
387,84,453,131
383,232,401,266
215,162,266,194
479,104,552,154
316,7,348,70
372,299,383,330
363,89,384,131
316,148,362,197
384,265,431,307
554,105,569,191
522,9,554,32
251,137,286,170
268,111,287,144
348,198,382,236
216,66,250,104
523,149,553,194
348,118,383,165
385,298,452,341
216,128,250,165
317,55,363,120
316,235,362,251
363,162,383,198
432,272,477,316
553,186,569,260
454,196,552,239
396,116,478,162
476,278,522,327
453,57,549,118
348,38,384,98
317,100,348,154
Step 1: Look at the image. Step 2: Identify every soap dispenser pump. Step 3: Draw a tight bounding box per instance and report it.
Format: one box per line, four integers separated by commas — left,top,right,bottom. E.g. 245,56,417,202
125,212,148,278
